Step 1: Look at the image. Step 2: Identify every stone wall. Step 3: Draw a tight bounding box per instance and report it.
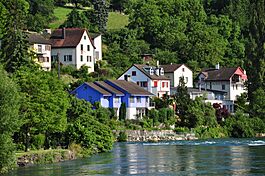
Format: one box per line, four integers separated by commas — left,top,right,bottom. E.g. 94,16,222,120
114,130,197,142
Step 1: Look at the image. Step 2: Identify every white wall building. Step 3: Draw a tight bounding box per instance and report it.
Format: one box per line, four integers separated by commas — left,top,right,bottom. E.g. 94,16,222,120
27,32,51,71
91,33,102,62
160,64,193,88
194,66,248,112
50,28,98,73
118,64,170,98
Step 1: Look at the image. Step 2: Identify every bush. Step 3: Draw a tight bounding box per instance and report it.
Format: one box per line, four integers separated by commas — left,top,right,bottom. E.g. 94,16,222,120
32,134,46,150
194,126,229,139
117,131,127,142
175,127,190,133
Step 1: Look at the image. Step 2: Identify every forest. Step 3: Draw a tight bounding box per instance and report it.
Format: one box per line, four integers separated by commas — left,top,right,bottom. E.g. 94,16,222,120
0,0,265,174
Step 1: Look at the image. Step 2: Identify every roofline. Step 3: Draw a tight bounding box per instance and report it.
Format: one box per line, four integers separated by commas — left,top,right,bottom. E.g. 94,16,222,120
94,81,125,96
162,64,193,73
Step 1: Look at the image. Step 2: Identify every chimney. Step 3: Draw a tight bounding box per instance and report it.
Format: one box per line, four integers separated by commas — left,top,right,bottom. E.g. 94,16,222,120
156,60,159,67
62,27,66,39
215,63,220,70
124,74,131,82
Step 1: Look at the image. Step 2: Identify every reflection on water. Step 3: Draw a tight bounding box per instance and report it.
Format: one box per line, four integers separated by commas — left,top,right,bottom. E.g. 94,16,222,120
6,138,265,176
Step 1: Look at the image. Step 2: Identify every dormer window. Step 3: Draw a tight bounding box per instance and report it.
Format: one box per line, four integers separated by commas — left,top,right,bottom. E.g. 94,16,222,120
150,67,154,75
160,68,164,75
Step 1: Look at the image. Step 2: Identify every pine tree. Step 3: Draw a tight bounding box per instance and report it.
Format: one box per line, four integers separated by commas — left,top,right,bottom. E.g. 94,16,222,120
0,0,32,73
246,0,265,117
92,0,109,32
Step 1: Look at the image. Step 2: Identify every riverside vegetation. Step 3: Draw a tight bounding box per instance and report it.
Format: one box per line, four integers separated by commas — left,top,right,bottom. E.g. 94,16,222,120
1,0,265,174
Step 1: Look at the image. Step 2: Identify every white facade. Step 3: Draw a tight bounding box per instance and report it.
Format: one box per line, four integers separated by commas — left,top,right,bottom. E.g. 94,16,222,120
118,65,170,98
51,30,96,73
164,64,193,88
93,35,102,62
31,43,51,71
197,74,246,101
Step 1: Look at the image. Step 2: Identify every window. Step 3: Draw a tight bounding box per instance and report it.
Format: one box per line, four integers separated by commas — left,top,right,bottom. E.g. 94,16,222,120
45,45,51,51
84,35,86,40
38,45,42,52
185,77,188,83
130,97,135,103
64,55,72,62
166,82,168,88
222,84,225,90
162,82,165,88
210,82,212,89
87,45,90,51
182,68,185,72
236,85,238,90
132,71,136,76
80,55,83,62
137,97,141,103
95,51,99,59
154,81,158,87
38,56,49,63
87,56,92,62
140,82,148,87
81,44,83,51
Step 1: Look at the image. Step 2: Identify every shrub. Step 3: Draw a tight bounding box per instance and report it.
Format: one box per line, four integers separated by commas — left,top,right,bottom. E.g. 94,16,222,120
117,131,127,142
32,134,46,150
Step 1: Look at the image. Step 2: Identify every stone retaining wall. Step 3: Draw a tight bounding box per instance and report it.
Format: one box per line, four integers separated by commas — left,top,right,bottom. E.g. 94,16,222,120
114,130,197,142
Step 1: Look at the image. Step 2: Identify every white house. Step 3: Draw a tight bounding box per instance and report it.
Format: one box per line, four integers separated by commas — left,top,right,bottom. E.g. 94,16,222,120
160,64,193,88
91,33,102,62
194,65,248,112
50,28,97,73
118,64,170,98
27,32,51,71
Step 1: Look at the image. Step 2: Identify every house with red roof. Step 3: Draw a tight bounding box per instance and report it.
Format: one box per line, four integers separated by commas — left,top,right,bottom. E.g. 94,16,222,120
50,28,101,73
118,63,170,98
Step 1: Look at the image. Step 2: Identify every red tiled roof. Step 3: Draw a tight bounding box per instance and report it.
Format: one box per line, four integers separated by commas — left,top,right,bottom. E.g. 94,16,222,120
50,28,95,48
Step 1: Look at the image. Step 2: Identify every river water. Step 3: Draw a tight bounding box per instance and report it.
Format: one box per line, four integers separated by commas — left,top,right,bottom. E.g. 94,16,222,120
7,138,265,176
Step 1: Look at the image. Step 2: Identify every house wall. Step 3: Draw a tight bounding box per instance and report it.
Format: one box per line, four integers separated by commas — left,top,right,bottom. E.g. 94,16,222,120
76,31,94,72
93,35,102,62
73,84,109,108
118,66,170,97
173,65,193,88
204,99,234,113
164,73,174,87
229,81,247,101
32,43,51,71
52,48,76,67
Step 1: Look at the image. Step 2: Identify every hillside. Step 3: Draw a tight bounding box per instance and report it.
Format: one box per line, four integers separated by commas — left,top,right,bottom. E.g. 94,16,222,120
49,6,129,30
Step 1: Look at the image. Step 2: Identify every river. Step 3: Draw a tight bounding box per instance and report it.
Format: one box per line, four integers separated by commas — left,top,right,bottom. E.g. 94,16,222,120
7,138,265,176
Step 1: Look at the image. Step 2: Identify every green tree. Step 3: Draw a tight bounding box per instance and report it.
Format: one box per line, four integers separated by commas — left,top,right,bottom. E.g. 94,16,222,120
251,88,265,121
27,0,55,31
174,77,192,127
0,65,21,173
92,0,109,32
0,0,33,73
119,102,126,121
14,67,69,150
246,0,265,115
69,0,91,8
61,8,89,28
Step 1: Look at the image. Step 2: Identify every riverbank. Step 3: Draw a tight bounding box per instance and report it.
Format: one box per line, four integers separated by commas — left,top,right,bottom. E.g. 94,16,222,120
114,130,198,142
16,149,77,167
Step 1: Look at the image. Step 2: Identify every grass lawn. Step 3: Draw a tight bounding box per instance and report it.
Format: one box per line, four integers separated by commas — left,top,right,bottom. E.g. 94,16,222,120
107,12,129,30
49,6,129,30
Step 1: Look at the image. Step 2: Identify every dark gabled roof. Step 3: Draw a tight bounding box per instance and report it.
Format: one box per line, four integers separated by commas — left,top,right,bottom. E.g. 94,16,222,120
160,64,183,73
85,82,111,96
200,67,239,81
133,64,170,80
26,32,51,45
50,28,95,48
94,81,124,96
107,80,154,96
